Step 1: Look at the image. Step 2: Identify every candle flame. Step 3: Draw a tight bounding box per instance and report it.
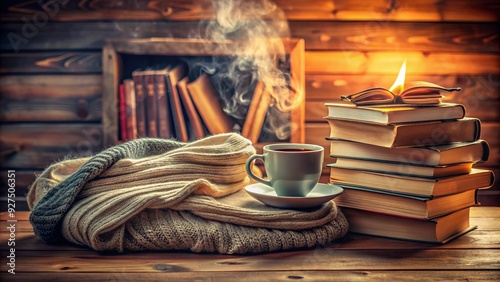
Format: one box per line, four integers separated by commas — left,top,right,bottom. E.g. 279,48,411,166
389,60,406,94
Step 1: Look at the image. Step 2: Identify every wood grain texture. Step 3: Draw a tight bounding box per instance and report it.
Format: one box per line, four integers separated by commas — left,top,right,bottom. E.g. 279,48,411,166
2,20,499,53
0,21,200,51
0,229,491,253
2,229,499,251
0,52,101,73
0,75,101,99
305,51,499,75
306,74,500,100
0,123,102,149
101,42,120,147
0,209,498,281
2,208,499,249
105,37,304,56
0,96,101,122
0,123,103,169
1,0,498,22
1,249,499,272
290,21,500,52
0,271,499,282
0,74,102,122
1,150,82,170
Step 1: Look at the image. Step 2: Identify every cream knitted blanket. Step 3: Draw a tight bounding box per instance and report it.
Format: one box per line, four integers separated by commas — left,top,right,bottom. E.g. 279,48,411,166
27,133,348,254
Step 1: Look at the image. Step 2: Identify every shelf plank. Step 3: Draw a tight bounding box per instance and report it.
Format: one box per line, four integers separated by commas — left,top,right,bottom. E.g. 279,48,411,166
305,51,499,75
2,20,499,52
0,75,101,99
0,52,101,74
290,21,500,52
0,123,103,169
1,0,498,22
0,96,102,122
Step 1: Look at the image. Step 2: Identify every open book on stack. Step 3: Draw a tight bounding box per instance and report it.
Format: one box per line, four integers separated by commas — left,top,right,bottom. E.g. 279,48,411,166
325,97,495,243
340,81,462,106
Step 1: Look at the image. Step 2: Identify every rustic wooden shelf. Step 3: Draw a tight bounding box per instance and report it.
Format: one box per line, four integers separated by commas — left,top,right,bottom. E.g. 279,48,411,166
102,37,305,147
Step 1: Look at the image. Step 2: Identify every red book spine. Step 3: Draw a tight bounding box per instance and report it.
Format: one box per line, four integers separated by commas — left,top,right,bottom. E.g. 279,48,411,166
119,83,127,141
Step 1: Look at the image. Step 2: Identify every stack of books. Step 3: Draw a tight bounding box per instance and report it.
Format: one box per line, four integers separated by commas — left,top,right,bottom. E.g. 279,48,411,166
325,93,495,243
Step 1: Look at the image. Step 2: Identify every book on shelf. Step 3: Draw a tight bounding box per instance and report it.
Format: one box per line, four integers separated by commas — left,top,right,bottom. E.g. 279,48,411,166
329,139,490,166
118,83,127,141
241,81,271,143
340,81,461,105
177,76,206,140
324,102,465,124
123,79,137,140
132,70,147,138
144,70,158,137
165,63,189,142
325,117,481,148
187,72,236,135
328,159,473,178
154,66,173,139
334,184,478,219
330,167,495,198
341,207,475,244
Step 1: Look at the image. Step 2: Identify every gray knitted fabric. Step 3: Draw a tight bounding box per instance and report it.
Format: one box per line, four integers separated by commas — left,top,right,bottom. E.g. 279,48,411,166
28,133,348,254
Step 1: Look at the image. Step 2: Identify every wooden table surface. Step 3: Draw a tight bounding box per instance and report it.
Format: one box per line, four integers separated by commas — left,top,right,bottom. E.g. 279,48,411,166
0,207,499,281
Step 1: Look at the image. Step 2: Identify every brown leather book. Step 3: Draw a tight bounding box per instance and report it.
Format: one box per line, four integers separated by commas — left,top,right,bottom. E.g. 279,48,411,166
186,72,235,135
154,66,173,139
248,86,271,144
177,76,205,140
143,70,158,137
241,81,268,143
131,70,147,138
123,79,137,140
165,63,189,142
325,117,481,148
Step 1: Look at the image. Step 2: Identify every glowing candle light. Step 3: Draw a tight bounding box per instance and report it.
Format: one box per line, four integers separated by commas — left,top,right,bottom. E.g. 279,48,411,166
389,60,406,95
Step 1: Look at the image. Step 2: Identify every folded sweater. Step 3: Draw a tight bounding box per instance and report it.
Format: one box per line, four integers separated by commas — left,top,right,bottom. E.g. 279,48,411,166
27,133,348,254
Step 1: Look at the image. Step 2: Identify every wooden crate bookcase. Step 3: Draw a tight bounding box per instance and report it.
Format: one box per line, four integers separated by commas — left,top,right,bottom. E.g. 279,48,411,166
102,37,305,148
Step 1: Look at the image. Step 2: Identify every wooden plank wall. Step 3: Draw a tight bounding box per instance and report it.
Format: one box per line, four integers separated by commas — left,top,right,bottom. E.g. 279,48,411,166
0,0,499,210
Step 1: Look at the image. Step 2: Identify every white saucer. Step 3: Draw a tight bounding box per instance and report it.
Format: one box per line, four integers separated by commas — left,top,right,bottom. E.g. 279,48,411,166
244,183,344,209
